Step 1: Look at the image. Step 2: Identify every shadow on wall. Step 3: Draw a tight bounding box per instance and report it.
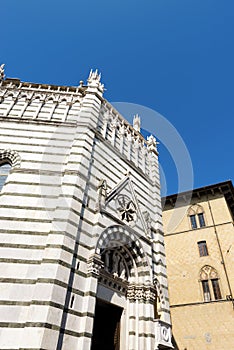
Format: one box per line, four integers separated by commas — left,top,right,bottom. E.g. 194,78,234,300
172,335,180,350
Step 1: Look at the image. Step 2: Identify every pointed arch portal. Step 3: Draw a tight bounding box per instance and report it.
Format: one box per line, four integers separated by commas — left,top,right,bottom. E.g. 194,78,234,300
96,224,151,282
91,225,156,350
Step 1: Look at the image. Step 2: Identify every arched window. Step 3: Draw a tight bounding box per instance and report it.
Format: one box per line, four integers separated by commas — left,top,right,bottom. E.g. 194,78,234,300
200,265,222,301
188,204,206,229
0,161,11,191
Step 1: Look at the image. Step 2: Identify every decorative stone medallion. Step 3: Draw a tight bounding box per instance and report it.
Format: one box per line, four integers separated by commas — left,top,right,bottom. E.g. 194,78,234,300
116,194,137,223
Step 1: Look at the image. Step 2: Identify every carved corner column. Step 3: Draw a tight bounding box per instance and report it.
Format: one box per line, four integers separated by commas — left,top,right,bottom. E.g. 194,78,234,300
127,283,157,350
126,284,137,350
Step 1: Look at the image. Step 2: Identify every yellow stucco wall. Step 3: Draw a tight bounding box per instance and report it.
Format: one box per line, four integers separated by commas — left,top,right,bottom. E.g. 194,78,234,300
171,302,234,350
163,192,234,349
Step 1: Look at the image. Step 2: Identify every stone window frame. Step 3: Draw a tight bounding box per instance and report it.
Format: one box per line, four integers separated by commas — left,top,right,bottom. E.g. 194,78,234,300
0,149,21,192
199,265,222,302
188,204,206,230
0,162,12,191
197,240,209,257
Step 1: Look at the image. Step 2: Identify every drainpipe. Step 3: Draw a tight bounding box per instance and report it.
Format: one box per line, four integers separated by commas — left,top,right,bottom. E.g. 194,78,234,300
206,190,234,309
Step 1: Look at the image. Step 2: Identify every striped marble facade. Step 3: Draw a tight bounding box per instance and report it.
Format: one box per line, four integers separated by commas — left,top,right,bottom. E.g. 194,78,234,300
0,70,172,350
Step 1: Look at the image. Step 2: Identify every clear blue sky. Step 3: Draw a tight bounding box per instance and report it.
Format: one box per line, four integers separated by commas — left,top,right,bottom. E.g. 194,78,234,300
1,0,234,195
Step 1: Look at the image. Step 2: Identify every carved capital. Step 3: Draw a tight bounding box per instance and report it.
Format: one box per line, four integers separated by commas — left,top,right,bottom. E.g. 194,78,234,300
127,283,156,302
87,254,104,277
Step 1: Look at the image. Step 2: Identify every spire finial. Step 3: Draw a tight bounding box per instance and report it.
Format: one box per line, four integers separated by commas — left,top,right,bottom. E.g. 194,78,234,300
147,134,157,152
133,114,141,132
87,69,104,94
0,64,5,81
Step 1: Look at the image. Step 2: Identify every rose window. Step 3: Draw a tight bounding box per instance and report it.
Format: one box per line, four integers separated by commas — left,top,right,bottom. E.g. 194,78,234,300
116,195,137,222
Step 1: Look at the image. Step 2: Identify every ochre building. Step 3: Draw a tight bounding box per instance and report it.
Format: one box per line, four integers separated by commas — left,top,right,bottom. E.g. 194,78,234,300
163,181,234,350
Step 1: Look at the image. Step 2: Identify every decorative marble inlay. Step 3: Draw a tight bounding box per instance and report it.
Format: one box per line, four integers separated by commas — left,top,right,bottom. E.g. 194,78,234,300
116,194,137,223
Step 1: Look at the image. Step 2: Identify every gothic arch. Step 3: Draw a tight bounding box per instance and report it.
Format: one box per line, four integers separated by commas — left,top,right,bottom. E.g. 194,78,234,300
31,94,43,102
188,203,204,216
0,149,21,168
45,95,56,103
59,97,69,104
4,91,16,99
18,92,30,101
71,98,81,105
199,265,222,301
96,225,151,282
199,265,219,281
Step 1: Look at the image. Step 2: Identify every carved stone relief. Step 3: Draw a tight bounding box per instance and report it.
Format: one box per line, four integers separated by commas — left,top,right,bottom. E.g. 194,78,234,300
101,249,128,281
127,284,156,303
115,194,137,223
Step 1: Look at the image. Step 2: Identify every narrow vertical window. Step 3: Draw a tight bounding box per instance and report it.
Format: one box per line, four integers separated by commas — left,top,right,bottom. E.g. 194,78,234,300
190,215,197,229
202,280,211,301
198,213,205,227
198,241,209,257
0,162,11,191
211,279,222,300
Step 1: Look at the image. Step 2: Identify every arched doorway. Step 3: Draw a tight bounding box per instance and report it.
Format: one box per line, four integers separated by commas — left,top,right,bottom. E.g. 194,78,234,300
91,225,156,350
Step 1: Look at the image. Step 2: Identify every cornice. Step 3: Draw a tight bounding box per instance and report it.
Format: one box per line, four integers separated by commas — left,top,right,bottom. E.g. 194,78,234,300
162,180,234,219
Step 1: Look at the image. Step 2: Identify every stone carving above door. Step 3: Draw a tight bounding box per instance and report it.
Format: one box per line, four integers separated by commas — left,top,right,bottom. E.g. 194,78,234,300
101,249,128,281
97,174,152,238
